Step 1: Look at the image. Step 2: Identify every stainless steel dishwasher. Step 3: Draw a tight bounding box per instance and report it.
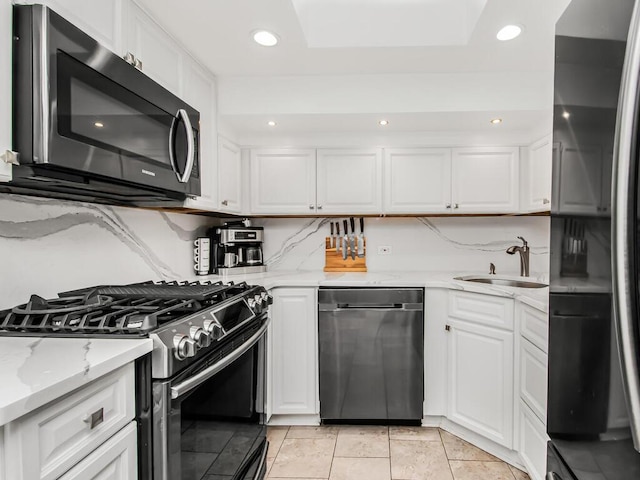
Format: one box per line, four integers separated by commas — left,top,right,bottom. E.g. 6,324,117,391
318,288,424,423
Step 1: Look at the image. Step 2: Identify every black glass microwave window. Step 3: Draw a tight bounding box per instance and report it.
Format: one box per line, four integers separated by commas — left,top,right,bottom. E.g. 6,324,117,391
57,51,182,169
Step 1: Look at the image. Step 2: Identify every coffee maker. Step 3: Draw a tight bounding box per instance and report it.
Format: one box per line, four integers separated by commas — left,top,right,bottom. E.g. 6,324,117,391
211,224,266,275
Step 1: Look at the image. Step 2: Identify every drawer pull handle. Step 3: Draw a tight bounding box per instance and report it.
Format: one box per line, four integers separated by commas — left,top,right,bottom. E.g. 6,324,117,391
83,408,104,430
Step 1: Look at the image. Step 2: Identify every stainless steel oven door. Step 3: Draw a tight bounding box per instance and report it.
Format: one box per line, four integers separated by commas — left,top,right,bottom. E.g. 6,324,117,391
152,319,269,480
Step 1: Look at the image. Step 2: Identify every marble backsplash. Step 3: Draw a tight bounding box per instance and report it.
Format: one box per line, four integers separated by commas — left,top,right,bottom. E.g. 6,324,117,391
255,216,550,276
0,193,550,309
0,194,216,309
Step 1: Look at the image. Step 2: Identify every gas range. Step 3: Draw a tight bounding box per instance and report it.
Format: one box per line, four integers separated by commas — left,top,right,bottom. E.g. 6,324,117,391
0,280,272,378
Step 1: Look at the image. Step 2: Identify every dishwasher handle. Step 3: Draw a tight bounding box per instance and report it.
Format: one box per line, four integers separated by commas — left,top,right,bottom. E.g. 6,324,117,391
319,302,423,312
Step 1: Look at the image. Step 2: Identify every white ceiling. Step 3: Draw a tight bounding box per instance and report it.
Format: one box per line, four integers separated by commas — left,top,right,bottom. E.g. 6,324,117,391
136,0,572,142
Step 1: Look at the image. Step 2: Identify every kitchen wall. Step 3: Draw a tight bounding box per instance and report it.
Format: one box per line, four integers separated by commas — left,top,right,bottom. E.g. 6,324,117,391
0,194,217,309
256,216,550,277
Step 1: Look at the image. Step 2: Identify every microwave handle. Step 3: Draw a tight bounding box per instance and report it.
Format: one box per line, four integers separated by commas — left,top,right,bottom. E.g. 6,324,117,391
168,109,195,183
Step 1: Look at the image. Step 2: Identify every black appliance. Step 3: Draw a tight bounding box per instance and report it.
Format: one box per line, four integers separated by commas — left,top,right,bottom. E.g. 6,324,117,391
547,0,640,478
212,225,266,275
0,280,272,480
6,5,200,206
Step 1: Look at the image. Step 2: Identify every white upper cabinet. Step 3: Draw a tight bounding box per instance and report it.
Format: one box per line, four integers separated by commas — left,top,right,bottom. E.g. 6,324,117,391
316,148,383,214
217,137,242,214
250,149,316,214
451,147,519,213
0,0,12,182
556,143,602,215
125,1,182,95
384,148,452,214
521,136,552,213
182,59,217,209
17,0,125,54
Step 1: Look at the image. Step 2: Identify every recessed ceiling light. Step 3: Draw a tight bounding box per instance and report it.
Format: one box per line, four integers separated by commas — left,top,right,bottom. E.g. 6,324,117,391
496,25,523,41
94,121,104,128
490,118,502,125
379,120,389,126
253,30,279,47
267,120,277,127
562,111,570,119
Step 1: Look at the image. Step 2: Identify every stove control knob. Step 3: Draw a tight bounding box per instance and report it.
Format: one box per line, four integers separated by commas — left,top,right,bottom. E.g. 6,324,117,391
190,326,210,348
203,319,225,340
260,292,270,308
248,298,258,311
173,334,197,360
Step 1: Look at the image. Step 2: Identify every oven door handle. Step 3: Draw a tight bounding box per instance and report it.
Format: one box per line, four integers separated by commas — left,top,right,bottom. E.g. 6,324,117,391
170,319,270,400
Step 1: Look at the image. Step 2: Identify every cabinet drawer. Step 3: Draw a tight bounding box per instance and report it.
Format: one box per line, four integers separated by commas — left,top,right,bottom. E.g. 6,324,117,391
520,303,548,352
6,364,134,480
449,291,514,330
519,400,549,480
58,422,137,480
520,338,548,424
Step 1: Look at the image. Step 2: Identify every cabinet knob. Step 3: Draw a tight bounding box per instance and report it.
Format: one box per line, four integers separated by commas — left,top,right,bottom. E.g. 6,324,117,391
123,52,136,65
454,203,459,209
543,198,550,204
83,408,104,430
134,58,143,71
446,204,452,209
309,204,315,210
221,199,228,206
445,325,451,332
317,205,323,210
1,150,19,165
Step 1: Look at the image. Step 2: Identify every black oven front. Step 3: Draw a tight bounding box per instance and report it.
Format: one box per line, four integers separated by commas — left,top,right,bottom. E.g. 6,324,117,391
151,317,269,480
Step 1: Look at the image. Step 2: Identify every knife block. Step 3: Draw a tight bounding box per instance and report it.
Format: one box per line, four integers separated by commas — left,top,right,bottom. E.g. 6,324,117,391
323,237,367,272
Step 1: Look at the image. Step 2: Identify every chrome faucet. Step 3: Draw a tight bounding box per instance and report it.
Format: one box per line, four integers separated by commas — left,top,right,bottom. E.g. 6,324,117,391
506,236,530,277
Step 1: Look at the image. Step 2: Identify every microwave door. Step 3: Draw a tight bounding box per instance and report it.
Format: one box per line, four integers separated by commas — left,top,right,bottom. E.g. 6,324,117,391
169,109,195,183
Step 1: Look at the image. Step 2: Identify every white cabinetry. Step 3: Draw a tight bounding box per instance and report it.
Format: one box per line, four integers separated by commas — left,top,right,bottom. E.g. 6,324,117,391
269,288,318,418
125,1,182,94
0,0,12,182
519,401,548,480
383,148,452,214
250,149,316,214
58,421,137,480
217,137,242,214
522,136,552,212
451,147,519,213
316,149,383,214
15,0,125,54
4,364,135,480
447,291,514,448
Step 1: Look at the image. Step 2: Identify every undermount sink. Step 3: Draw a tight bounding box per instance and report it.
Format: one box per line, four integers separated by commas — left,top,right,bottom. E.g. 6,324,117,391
454,275,548,289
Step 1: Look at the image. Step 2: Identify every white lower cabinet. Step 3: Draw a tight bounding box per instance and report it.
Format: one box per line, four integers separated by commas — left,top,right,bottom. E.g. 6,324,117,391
4,364,135,480
519,400,549,480
58,421,137,480
269,288,319,417
447,319,514,448
520,337,548,423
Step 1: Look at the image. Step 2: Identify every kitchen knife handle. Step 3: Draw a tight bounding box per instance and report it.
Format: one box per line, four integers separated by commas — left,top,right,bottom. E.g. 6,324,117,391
359,217,364,233
330,222,334,236
343,219,348,234
336,222,340,235
350,217,355,234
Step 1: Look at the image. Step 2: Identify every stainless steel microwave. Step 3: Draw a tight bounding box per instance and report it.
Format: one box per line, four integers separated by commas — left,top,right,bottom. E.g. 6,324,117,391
7,5,201,205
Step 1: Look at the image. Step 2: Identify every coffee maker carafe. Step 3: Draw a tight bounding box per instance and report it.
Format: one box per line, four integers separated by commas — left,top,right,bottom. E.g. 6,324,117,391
212,225,266,275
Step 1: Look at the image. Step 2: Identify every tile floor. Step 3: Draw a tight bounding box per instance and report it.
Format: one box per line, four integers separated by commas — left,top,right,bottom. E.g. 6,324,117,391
266,426,530,480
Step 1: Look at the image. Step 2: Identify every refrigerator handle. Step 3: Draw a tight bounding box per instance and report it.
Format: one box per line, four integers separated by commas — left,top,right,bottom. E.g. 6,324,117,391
612,0,640,453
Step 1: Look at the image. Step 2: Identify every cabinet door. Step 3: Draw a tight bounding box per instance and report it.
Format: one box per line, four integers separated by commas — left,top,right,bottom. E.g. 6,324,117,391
0,0,11,182
447,319,514,448
520,338,548,424
557,143,602,215
316,149,383,214
523,136,552,212
58,422,137,480
182,59,217,208
270,288,318,416
250,149,317,214
451,147,519,213
217,137,242,214
126,2,182,95
519,401,549,480
384,148,452,214
16,0,124,53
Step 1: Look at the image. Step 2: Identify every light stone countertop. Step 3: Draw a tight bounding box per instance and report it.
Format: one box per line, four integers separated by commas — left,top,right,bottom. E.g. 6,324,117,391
0,337,152,426
193,270,550,312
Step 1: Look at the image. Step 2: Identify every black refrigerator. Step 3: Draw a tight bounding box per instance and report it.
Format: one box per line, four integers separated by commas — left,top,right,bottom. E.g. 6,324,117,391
547,0,640,478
